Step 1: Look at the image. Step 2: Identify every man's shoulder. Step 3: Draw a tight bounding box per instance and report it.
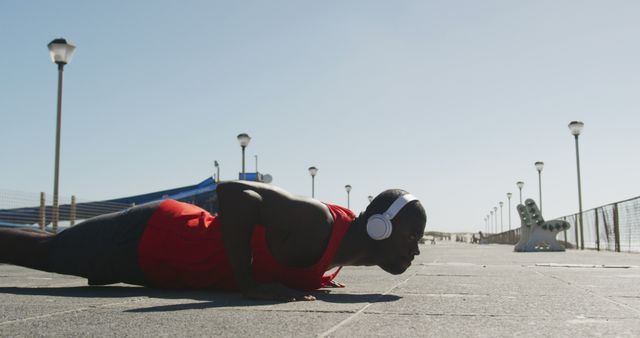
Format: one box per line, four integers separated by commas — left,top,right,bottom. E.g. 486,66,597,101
322,203,356,224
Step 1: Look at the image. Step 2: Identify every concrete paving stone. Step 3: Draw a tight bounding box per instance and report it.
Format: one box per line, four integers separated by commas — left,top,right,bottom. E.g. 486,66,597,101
325,265,418,294
425,244,640,267
364,291,635,319
364,293,551,317
393,273,577,297
2,242,640,337
0,302,349,338
330,313,640,338
534,269,640,297
0,267,82,288
607,296,640,313
532,294,636,319
0,286,167,323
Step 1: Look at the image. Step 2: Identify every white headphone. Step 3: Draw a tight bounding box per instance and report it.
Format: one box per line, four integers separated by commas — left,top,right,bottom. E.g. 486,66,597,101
366,194,418,240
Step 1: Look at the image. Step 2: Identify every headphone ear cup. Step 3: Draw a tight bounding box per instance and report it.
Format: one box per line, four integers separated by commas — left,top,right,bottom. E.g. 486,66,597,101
367,214,393,240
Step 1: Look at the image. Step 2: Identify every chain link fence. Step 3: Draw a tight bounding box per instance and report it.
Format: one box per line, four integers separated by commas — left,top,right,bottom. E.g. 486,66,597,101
0,190,131,232
482,195,640,253
559,196,640,253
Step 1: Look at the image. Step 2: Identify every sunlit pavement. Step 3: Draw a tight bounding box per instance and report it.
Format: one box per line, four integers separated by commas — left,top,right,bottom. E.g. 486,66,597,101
1,242,639,337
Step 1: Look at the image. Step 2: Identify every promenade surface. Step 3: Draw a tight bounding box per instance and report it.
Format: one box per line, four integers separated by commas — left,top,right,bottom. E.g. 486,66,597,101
1,242,640,337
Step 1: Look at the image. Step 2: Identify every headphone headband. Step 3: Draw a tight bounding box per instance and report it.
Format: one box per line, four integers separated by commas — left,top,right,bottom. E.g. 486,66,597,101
384,194,417,220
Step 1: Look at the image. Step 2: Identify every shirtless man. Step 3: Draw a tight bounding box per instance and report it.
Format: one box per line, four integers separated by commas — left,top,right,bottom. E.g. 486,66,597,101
0,181,426,302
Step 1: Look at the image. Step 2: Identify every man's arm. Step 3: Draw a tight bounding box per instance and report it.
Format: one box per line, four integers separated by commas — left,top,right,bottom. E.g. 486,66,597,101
216,183,262,293
216,181,330,301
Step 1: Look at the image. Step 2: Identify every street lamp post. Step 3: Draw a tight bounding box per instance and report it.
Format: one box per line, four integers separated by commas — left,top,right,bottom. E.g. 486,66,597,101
486,215,489,233
490,210,494,234
345,185,352,209
487,210,493,233
489,210,493,233
308,166,318,198
486,216,490,234
489,213,493,233
255,155,258,174
569,121,585,250
214,160,220,183
499,201,504,233
535,161,544,213
493,206,498,233
47,38,76,233
506,192,512,231
516,181,524,205
237,133,251,180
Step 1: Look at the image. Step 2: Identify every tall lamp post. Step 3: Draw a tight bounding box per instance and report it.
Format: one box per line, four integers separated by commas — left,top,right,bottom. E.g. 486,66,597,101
499,201,504,233
486,215,489,233
345,185,352,209
490,210,494,234
486,216,489,233
493,206,498,233
489,210,493,233
255,155,258,174
569,121,585,250
237,133,251,180
535,161,544,213
506,192,512,231
516,181,524,204
308,166,318,198
47,38,76,233
487,210,493,232
214,160,220,183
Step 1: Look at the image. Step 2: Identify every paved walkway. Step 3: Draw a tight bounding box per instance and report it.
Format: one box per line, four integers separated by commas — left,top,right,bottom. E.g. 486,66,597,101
1,242,639,337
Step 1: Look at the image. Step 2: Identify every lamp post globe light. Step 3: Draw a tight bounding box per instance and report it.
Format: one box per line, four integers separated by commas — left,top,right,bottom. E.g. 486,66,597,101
516,181,524,204
308,166,318,198
499,201,504,233
506,192,512,231
535,161,544,213
237,133,251,180
345,185,352,209
569,121,585,250
368,195,373,203
47,38,76,233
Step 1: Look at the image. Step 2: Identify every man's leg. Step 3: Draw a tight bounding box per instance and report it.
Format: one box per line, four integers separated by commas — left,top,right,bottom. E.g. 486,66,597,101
0,228,54,271
46,202,159,286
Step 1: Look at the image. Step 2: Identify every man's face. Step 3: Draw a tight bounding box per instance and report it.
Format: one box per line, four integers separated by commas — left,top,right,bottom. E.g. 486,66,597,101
377,207,426,275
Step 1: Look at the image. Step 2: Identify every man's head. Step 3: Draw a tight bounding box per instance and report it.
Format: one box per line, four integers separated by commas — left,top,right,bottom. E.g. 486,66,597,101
362,189,427,275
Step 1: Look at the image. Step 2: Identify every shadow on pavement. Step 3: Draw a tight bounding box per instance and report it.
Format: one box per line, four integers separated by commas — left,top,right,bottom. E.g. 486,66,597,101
0,286,401,312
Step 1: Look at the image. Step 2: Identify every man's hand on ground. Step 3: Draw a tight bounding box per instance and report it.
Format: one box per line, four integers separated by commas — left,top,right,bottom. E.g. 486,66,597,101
243,283,316,302
324,280,345,288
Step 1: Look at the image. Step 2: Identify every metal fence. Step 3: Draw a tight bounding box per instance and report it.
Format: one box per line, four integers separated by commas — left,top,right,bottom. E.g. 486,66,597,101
0,190,132,231
483,195,640,253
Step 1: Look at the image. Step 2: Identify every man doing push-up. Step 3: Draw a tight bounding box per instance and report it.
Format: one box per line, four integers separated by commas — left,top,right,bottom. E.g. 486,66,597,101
0,181,426,301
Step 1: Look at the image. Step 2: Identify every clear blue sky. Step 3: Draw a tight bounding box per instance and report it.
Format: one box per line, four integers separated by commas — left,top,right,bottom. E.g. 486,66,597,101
1,1,639,233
